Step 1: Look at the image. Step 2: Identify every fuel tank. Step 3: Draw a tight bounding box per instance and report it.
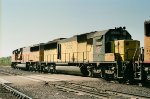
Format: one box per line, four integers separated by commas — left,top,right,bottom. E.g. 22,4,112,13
56,66,82,76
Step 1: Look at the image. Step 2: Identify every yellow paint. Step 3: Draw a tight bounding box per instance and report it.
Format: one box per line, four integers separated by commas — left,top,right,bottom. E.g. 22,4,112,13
114,40,140,61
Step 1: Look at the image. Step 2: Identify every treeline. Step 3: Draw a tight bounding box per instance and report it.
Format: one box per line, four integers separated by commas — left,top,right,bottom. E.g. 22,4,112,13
0,56,11,66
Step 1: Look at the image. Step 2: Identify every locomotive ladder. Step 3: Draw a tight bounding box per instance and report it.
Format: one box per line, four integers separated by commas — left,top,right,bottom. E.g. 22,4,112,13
133,47,144,80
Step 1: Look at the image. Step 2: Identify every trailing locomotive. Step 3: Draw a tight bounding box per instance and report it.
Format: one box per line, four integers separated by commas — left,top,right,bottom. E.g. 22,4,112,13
11,24,150,83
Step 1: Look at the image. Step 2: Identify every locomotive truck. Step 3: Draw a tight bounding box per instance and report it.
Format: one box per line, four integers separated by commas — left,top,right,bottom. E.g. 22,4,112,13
11,21,150,83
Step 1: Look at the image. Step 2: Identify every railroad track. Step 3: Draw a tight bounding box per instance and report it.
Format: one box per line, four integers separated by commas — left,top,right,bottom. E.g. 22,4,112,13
56,82,150,99
105,90,150,99
0,70,13,75
0,69,21,76
0,68,149,99
24,75,150,99
69,83,150,99
1,83,32,99
0,70,32,99
22,75,108,98
0,79,33,99
55,84,109,99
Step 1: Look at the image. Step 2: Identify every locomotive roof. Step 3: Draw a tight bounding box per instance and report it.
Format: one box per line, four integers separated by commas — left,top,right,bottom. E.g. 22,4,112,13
19,43,44,49
46,38,66,44
56,30,109,42
87,28,131,39
145,20,150,24
58,27,130,42
87,30,109,39
31,43,44,47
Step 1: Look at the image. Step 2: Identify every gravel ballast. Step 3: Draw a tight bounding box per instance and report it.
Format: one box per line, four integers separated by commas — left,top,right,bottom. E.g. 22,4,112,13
0,66,150,99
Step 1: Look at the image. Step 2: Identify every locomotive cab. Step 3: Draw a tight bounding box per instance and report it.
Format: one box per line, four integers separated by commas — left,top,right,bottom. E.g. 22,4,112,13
143,20,150,80
11,48,23,68
144,20,150,62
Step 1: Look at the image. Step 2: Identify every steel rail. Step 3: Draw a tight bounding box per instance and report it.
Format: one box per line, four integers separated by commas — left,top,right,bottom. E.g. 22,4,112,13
19,75,108,98
1,70,148,99
0,70,12,75
56,84,108,99
28,75,150,98
105,90,150,99
69,82,150,99
0,69,21,76
2,83,32,99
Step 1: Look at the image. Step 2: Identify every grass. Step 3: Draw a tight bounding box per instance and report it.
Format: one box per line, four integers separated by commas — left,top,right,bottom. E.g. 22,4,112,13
0,56,11,66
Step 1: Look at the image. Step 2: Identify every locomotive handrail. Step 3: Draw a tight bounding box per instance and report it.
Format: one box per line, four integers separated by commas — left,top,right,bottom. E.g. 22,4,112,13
44,51,91,63
132,48,141,62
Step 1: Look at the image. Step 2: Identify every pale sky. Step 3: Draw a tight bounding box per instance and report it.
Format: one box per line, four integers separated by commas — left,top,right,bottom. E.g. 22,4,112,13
0,0,150,57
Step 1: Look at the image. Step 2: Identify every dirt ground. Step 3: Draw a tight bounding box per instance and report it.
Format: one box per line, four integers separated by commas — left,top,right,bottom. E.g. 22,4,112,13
0,66,150,99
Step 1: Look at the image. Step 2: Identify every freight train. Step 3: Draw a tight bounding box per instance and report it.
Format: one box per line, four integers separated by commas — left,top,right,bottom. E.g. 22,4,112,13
11,21,150,83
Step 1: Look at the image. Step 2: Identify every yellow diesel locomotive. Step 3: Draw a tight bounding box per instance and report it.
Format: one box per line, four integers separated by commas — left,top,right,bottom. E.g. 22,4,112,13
11,23,150,82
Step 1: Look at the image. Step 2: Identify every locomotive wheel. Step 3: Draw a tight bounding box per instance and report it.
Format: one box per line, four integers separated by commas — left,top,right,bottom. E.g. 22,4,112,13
53,64,56,73
47,65,53,73
46,65,50,73
33,64,37,72
11,63,16,69
100,71,105,78
100,69,105,78
29,65,33,72
43,65,48,73
123,61,134,84
47,66,51,73
14,63,17,69
47,64,56,73
11,63,14,68
87,66,94,77
26,64,30,71
141,70,147,83
36,64,41,72
100,70,109,80
80,65,89,77
43,65,50,73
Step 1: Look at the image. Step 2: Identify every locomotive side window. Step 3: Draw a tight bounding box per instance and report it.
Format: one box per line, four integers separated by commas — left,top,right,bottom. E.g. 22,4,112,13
57,44,61,59
145,22,150,36
31,46,39,52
